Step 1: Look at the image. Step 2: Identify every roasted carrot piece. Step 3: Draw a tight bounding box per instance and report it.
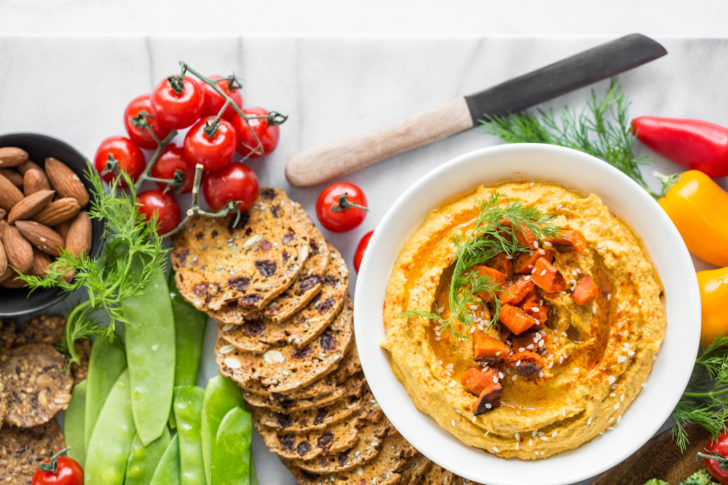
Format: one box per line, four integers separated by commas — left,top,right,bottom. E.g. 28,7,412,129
487,253,514,279
531,257,567,293
498,304,538,335
512,331,548,354
473,332,511,364
472,265,507,302
508,351,545,377
572,275,598,305
461,366,500,396
545,229,587,254
473,381,503,415
499,218,536,248
499,276,536,305
519,293,550,325
514,248,554,274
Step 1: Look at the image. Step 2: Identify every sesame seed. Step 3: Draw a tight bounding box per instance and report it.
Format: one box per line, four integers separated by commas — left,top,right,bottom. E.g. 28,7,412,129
485,403,492,409
587,417,592,425
498,371,504,379
541,436,548,441
540,270,547,276
512,375,518,381
608,376,616,385
538,370,544,378
449,380,456,387
552,431,557,437
544,241,553,248
614,402,620,410
492,446,499,453
620,395,624,402
529,439,534,446
452,419,456,427
608,417,614,424
515,442,520,450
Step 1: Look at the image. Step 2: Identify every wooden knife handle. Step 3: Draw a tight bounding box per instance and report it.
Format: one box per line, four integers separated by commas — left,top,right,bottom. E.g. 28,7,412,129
285,97,473,188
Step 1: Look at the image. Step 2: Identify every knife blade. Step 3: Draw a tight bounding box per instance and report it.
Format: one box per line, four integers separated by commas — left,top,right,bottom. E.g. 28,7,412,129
286,34,667,188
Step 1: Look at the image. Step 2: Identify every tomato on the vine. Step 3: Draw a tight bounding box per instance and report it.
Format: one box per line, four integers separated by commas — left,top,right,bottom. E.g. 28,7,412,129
232,107,282,159
201,75,243,120
150,143,195,193
137,189,182,235
123,94,172,149
94,136,146,185
32,452,83,485
203,163,259,212
315,182,368,233
184,118,238,171
701,430,728,484
354,230,374,273
150,75,204,129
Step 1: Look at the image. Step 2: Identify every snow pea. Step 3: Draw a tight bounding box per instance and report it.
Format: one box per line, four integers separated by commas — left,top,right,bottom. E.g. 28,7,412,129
211,407,252,485
170,273,207,387
201,375,246,483
250,461,258,485
174,385,206,485
85,370,136,485
85,334,126,447
122,268,176,445
64,379,87,467
124,428,171,485
150,435,181,485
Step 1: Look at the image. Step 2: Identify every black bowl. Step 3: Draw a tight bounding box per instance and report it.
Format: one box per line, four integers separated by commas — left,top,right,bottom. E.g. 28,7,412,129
0,133,105,317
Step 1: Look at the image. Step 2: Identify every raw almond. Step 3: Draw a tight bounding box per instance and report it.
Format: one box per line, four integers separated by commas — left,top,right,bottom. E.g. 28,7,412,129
0,220,7,238
33,198,80,226
8,189,55,224
3,224,34,273
55,220,71,239
44,157,89,208
0,264,12,283
15,220,64,257
0,173,24,211
17,160,43,174
1,273,27,288
0,208,6,221
0,168,22,187
0,240,7,275
65,211,92,256
0,147,29,168
23,168,51,195
29,249,52,277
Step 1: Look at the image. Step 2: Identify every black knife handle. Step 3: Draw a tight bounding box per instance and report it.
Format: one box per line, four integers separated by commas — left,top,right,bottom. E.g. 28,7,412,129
464,33,667,122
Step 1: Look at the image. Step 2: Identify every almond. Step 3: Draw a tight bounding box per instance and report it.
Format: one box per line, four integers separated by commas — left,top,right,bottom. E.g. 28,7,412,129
55,220,71,239
8,189,55,224
0,220,7,238
0,264,12,283
33,197,80,226
3,224,34,273
23,168,51,195
17,160,43,174
29,249,52,277
0,173,24,211
15,220,64,257
1,272,27,288
44,157,89,207
0,147,29,168
0,168,22,187
0,208,6,221
66,211,92,256
0,240,7,275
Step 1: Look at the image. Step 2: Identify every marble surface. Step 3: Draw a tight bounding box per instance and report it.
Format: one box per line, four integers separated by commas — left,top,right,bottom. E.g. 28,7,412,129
0,36,725,484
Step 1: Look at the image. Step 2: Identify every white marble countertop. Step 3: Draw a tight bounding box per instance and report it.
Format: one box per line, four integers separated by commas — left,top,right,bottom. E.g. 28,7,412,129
0,35,724,484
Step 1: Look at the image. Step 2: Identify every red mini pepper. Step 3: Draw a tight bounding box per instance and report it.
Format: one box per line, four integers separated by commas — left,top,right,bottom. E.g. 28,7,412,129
632,116,728,177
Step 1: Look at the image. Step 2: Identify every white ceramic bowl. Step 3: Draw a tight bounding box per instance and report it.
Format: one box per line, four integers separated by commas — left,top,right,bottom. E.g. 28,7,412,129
353,143,700,485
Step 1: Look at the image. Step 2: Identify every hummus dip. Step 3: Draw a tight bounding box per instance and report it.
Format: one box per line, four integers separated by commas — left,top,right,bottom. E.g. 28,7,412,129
381,182,666,459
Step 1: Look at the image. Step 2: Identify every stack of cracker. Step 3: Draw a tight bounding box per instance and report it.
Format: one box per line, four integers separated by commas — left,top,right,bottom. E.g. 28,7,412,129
171,188,481,484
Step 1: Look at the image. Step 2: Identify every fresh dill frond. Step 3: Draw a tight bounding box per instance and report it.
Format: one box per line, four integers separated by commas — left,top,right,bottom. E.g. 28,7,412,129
20,167,169,363
482,79,657,197
672,335,728,451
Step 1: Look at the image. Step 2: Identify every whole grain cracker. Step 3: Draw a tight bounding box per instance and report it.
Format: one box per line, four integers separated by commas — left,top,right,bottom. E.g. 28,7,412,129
0,318,15,351
0,420,65,485
399,453,433,484
0,381,6,430
172,187,310,312
421,464,457,484
0,344,73,428
216,297,353,394
13,315,65,347
253,392,363,433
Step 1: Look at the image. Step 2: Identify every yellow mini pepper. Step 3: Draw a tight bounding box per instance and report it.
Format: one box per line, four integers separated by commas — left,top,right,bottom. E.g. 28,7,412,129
698,267,728,346
658,170,728,267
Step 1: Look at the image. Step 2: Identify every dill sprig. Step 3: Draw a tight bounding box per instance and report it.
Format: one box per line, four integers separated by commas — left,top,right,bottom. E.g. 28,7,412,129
20,167,168,363
403,193,558,338
672,335,728,451
482,79,658,198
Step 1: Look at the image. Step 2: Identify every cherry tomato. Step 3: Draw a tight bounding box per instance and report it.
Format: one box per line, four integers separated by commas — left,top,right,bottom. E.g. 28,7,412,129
150,143,195,193
201,75,243,121
702,430,728,484
32,455,84,485
183,117,238,171
354,230,374,273
94,136,146,186
315,182,368,233
203,163,259,212
232,107,281,158
137,189,181,235
150,75,204,129
123,94,172,149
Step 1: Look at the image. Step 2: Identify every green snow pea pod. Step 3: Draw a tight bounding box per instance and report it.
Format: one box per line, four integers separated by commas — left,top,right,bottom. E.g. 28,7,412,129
201,375,246,483
170,273,207,387
174,385,206,485
85,370,136,485
150,435,181,485
124,428,172,485
211,407,252,485
64,379,87,467
250,459,258,485
122,268,176,445
85,334,126,447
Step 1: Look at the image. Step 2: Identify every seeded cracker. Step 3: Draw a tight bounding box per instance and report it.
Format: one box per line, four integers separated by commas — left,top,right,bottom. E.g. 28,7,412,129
398,453,433,484
172,187,310,312
0,318,16,351
421,463,457,484
0,381,6,430
216,297,353,394
0,420,65,485
0,344,72,428
253,392,363,433
13,314,66,346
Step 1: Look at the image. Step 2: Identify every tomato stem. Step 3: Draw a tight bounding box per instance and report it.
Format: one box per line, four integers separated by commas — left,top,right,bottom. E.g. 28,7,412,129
330,192,369,213
133,130,178,192
36,447,70,474
203,99,229,138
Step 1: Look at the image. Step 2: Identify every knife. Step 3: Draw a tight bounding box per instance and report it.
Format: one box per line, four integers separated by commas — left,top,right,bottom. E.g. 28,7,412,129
285,34,667,188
